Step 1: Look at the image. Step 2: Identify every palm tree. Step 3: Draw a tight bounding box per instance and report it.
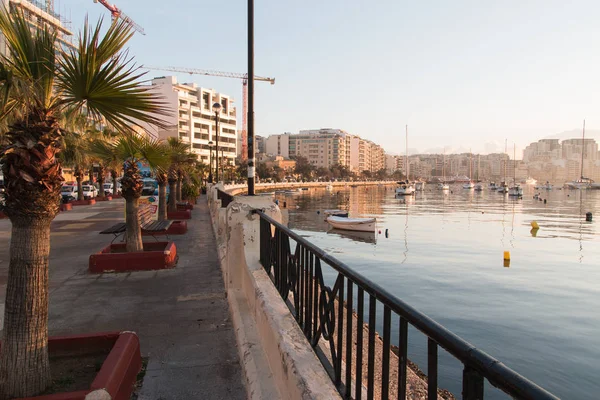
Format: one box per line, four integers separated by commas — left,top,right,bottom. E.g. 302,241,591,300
91,133,168,251
0,10,167,398
166,137,193,212
59,130,88,200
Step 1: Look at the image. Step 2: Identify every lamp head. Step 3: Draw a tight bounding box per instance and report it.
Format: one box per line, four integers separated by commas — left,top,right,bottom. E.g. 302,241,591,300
212,102,222,114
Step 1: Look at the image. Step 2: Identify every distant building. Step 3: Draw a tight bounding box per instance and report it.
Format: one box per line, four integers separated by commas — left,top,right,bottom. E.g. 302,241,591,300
290,129,351,169
0,0,74,55
265,133,290,158
139,76,238,169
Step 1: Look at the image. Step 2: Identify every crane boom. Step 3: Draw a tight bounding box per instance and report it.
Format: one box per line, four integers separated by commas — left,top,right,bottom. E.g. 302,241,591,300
93,0,145,35
144,66,275,84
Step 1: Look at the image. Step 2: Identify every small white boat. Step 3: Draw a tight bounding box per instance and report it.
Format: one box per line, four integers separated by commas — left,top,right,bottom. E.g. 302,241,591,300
566,178,593,190
395,181,415,196
488,182,498,191
525,177,537,185
437,183,449,191
508,185,523,197
497,181,509,193
463,181,475,190
415,181,426,191
326,216,376,232
474,183,484,191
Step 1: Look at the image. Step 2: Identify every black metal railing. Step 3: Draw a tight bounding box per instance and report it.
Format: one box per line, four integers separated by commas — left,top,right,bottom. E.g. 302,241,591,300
256,210,559,400
216,189,234,208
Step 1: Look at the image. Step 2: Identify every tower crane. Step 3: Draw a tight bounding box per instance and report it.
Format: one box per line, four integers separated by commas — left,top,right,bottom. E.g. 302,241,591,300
92,0,145,35
144,66,275,161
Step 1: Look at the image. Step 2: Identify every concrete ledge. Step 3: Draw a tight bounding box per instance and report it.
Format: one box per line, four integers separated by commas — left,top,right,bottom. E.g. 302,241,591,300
167,210,191,220
209,189,341,400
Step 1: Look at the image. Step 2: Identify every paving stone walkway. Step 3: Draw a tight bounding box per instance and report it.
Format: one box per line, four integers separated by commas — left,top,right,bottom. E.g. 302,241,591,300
0,197,246,399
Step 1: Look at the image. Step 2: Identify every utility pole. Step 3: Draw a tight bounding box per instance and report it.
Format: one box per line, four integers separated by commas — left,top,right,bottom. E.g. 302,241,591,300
247,0,255,195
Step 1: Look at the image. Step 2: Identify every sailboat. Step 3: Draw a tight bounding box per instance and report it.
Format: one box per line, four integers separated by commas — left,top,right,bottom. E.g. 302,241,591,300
498,139,509,193
566,120,593,190
396,125,416,196
463,150,475,189
508,144,523,197
438,149,450,191
474,155,484,191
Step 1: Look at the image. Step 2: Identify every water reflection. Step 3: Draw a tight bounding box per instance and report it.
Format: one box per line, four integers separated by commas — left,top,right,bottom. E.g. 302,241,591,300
327,228,377,244
273,184,600,399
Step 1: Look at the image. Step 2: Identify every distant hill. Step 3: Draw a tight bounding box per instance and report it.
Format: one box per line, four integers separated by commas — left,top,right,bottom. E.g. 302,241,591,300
544,129,600,142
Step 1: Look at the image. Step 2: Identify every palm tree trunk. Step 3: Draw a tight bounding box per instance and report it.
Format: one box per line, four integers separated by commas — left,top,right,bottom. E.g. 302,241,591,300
0,218,52,398
97,167,105,200
111,171,118,196
158,182,167,221
168,180,177,212
124,196,143,252
88,167,94,186
76,174,84,201
176,178,182,202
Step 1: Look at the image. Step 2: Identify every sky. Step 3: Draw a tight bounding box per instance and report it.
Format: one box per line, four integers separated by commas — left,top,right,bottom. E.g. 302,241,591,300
55,0,600,156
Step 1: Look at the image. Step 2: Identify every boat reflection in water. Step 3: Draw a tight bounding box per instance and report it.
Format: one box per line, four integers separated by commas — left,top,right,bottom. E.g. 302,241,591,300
327,228,377,244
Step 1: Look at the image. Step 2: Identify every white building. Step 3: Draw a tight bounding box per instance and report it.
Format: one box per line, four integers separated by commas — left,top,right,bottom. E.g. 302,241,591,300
0,0,74,55
141,76,238,168
265,132,290,158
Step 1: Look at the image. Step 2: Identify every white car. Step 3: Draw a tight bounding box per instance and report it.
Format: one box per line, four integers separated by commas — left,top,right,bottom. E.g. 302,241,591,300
61,185,78,202
81,185,98,199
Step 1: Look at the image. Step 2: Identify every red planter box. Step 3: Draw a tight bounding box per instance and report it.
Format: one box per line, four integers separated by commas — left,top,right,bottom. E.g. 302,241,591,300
167,210,191,220
71,199,96,206
95,196,112,201
89,241,177,274
0,211,7,219
142,220,187,236
7,331,141,400
177,202,193,211
60,203,72,212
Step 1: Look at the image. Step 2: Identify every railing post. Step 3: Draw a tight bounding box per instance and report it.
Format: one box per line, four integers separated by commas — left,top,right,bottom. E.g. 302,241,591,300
463,366,484,400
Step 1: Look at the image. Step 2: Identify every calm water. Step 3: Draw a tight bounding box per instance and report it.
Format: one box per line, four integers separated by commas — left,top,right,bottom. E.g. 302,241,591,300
274,185,600,399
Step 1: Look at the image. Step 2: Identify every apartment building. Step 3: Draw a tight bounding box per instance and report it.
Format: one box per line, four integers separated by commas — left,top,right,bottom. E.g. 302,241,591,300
0,0,74,55
140,76,238,167
288,129,351,168
265,133,290,158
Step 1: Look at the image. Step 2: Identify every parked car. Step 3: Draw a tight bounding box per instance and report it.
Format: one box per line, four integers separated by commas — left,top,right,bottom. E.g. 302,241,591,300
81,185,98,199
61,185,78,203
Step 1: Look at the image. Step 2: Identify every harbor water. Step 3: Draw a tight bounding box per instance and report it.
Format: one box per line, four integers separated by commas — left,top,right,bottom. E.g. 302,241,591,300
274,185,600,399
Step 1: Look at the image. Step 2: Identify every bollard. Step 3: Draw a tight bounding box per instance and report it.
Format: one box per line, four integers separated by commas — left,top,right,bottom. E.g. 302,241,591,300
586,212,592,222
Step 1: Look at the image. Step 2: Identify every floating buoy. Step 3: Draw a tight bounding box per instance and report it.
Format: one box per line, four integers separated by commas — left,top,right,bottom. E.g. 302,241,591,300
378,230,381,234
275,199,279,205
283,201,287,208
543,199,547,204
586,212,593,222
503,251,510,261
316,210,320,215
531,221,539,229
503,259,511,268
385,229,389,238
530,228,538,237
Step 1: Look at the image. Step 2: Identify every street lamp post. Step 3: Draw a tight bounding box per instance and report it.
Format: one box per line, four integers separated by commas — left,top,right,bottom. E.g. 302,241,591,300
247,0,255,195
221,149,225,183
208,140,214,183
213,102,222,182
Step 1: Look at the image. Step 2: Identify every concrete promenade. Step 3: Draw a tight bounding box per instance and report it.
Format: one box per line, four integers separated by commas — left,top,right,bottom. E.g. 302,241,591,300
0,197,246,399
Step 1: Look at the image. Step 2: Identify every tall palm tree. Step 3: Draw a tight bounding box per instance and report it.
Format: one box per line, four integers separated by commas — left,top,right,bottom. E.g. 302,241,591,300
166,137,192,212
59,130,88,200
0,10,167,398
91,133,168,251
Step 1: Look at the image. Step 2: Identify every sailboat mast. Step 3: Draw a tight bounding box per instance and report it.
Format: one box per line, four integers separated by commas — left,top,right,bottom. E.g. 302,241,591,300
513,144,516,184
405,125,409,180
477,154,480,181
504,139,507,182
581,119,585,180
469,149,472,181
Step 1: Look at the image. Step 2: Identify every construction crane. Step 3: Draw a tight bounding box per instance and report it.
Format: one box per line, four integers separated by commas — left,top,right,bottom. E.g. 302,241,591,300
144,66,275,161
92,0,145,35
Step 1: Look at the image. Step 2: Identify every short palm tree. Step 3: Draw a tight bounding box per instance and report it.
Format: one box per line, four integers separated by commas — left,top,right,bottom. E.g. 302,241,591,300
91,133,169,250
0,10,167,398
166,137,193,212
59,129,88,200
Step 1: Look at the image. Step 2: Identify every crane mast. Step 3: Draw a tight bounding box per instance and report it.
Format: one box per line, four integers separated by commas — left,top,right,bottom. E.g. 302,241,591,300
144,66,275,162
92,0,145,35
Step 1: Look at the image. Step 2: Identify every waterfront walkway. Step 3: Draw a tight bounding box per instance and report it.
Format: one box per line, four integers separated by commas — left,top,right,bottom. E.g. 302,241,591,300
0,197,246,399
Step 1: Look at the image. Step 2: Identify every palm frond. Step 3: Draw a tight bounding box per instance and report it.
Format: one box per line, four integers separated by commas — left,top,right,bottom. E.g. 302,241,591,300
56,18,169,132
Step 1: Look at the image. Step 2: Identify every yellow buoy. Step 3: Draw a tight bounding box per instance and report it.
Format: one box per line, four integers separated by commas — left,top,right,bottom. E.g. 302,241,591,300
531,221,539,229
503,251,510,261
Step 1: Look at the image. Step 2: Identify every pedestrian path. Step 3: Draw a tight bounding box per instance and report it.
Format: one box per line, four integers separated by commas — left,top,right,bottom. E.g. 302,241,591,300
0,197,246,399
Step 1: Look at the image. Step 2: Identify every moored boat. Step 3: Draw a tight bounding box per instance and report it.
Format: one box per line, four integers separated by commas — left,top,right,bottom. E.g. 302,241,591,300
395,181,415,196
488,182,498,191
323,209,348,217
474,182,484,191
415,181,426,191
437,183,450,191
326,216,376,232
508,184,523,197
